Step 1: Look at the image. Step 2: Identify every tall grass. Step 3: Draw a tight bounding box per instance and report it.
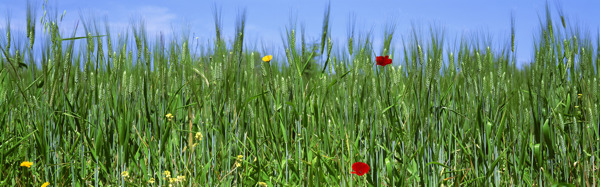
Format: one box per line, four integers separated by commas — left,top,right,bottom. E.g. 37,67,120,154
0,2,598,186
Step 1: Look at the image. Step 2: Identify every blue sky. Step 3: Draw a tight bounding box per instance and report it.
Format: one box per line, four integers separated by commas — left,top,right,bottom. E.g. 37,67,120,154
2,0,599,67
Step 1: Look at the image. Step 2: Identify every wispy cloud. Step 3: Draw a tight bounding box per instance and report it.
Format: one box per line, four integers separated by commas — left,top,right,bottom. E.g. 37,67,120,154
132,6,177,36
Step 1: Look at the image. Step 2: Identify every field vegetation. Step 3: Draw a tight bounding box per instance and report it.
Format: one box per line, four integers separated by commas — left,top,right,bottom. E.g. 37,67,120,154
1,2,599,186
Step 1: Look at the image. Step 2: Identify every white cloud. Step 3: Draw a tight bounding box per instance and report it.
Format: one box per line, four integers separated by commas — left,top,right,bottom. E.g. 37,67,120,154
133,6,177,36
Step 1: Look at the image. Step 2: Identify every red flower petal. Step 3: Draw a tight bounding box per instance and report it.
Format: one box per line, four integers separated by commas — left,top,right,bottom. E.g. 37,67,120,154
376,56,384,62
376,56,392,66
351,162,370,176
384,56,392,65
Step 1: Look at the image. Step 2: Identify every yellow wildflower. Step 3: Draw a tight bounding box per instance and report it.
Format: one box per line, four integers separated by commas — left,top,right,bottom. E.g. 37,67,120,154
177,175,186,181
165,113,174,121
169,177,177,183
262,55,272,62
195,132,203,141
257,182,268,187
578,93,583,98
41,182,50,187
235,155,244,168
163,170,171,178
148,178,155,184
20,161,33,168
121,171,129,178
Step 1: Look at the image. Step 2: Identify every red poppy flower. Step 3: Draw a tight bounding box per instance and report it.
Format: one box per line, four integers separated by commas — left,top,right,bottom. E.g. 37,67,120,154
351,162,370,176
376,55,392,66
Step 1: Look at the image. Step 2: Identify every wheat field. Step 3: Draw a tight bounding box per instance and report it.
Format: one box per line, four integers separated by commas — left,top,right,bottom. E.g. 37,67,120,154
0,2,598,187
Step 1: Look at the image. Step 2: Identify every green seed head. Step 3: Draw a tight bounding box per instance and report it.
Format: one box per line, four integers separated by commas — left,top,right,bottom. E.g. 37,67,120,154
90,72,96,91
6,31,11,51
285,48,292,66
250,52,255,69
281,77,287,94
417,45,423,66
122,71,127,94
348,37,353,55
128,74,134,94
327,37,333,55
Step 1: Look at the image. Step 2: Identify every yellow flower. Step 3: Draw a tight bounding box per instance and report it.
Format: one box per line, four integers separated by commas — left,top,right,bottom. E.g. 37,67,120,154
234,155,244,168
41,182,50,187
195,132,203,141
165,113,174,121
121,171,129,178
20,161,33,168
163,170,171,178
169,177,177,183
177,175,186,181
257,182,268,187
166,113,174,121
578,93,583,98
148,178,155,184
262,55,272,62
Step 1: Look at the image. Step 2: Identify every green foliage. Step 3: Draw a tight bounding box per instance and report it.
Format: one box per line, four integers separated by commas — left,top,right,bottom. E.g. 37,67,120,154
0,2,598,186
